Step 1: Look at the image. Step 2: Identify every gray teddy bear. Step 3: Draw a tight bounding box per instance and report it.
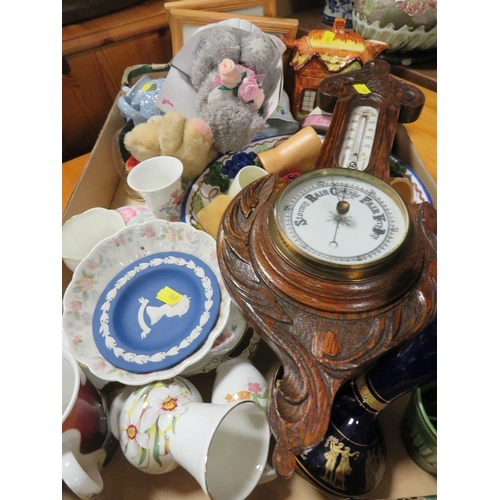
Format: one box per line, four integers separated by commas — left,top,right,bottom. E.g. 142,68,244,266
190,26,281,153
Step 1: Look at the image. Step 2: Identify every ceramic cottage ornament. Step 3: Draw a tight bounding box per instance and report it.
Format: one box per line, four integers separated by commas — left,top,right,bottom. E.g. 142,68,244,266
190,26,281,153
281,18,388,122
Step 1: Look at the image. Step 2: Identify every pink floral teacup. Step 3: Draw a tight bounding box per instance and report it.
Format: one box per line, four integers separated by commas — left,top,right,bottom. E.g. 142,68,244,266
126,156,184,221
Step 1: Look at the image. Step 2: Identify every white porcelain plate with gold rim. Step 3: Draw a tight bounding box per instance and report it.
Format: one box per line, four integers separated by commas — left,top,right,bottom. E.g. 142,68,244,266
62,220,231,385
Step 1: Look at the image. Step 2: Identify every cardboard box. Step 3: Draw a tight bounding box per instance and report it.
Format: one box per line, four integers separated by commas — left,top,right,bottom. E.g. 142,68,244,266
62,67,437,500
63,89,437,289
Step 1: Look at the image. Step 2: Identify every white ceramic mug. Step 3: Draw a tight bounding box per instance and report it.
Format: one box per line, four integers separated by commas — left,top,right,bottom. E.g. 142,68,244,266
62,207,126,272
126,156,184,221
211,357,277,485
226,165,268,199
62,347,110,499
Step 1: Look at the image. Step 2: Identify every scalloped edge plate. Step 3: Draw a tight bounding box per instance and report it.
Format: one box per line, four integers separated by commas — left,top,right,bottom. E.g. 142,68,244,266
62,220,230,385
92,251,221,373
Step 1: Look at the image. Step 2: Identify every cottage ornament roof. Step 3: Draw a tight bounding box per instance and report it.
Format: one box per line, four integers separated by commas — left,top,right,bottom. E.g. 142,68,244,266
282,27,388,74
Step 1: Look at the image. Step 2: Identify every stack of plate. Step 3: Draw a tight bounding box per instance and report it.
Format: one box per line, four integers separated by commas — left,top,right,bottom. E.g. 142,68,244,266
62,220,235,386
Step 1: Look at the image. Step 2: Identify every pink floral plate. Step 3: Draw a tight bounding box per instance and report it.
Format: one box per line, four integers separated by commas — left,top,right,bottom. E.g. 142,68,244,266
62,220,231,386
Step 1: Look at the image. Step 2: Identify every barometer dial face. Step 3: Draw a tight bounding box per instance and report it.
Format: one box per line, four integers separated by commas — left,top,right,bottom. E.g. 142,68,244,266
271,168,410,271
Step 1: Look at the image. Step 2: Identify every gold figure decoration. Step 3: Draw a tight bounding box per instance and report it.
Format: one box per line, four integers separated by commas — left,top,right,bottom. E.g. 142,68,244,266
322,435,359,490
334,443,359,491
322,436,341,483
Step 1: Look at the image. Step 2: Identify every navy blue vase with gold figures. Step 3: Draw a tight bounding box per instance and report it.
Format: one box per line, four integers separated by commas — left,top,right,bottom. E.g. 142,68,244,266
294,319,437,497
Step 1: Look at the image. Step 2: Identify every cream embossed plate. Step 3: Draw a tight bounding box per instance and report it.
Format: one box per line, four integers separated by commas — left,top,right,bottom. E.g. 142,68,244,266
62,220,231,385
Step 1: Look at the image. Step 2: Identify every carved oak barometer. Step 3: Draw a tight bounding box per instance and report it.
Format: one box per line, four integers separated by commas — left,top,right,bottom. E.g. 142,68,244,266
217,60,436,478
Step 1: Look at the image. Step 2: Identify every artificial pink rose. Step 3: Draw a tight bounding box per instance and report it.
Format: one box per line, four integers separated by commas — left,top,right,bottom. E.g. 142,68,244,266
238,65,256,81
251,87,265,110
210,72,222,87
238,77,260,103
218,59,241,88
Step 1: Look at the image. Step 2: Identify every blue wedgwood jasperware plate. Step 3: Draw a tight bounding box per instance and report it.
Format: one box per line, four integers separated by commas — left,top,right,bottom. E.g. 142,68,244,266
62,220,231,386
92,251,221,374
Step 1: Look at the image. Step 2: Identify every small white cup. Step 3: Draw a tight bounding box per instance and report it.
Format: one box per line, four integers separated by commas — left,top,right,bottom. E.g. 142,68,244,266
211,358,277,485
127,156,184,221
62,207,126,272
227,165,268,199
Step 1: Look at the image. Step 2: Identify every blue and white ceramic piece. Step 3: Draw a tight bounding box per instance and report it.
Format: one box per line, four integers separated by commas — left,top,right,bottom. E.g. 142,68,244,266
62,220,231,386
118,75,165,125
92,251,221,374
322,0,355,29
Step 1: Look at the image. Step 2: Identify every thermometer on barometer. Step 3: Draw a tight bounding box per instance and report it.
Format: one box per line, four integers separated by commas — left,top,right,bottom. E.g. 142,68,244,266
338,105,379,171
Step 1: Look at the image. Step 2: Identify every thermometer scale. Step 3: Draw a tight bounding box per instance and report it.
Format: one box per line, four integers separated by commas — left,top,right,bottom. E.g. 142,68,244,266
315,59,425,183
338,105,379,170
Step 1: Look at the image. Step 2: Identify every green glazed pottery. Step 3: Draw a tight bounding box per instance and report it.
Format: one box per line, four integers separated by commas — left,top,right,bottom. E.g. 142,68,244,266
401,380,437,475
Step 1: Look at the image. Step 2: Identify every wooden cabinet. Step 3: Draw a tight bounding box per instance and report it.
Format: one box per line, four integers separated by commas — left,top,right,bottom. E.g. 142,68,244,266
62,0,173,162
62,1,434,162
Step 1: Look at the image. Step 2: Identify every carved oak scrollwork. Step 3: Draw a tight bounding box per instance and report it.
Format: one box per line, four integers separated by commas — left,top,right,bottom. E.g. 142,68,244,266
217,174,437,478
218,61,436,478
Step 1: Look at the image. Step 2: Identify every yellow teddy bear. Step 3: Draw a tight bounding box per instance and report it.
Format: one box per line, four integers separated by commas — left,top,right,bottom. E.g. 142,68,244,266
123,110,218,184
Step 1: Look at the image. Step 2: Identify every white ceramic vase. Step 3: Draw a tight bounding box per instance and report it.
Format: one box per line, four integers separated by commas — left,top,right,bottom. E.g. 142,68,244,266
111,374,272,499
110,377,202,474
211,358,277,485
169,400,271,500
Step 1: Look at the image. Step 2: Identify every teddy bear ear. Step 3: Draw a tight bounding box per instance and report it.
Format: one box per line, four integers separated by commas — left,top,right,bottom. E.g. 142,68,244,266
190,26,242,91
239,32,280,76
